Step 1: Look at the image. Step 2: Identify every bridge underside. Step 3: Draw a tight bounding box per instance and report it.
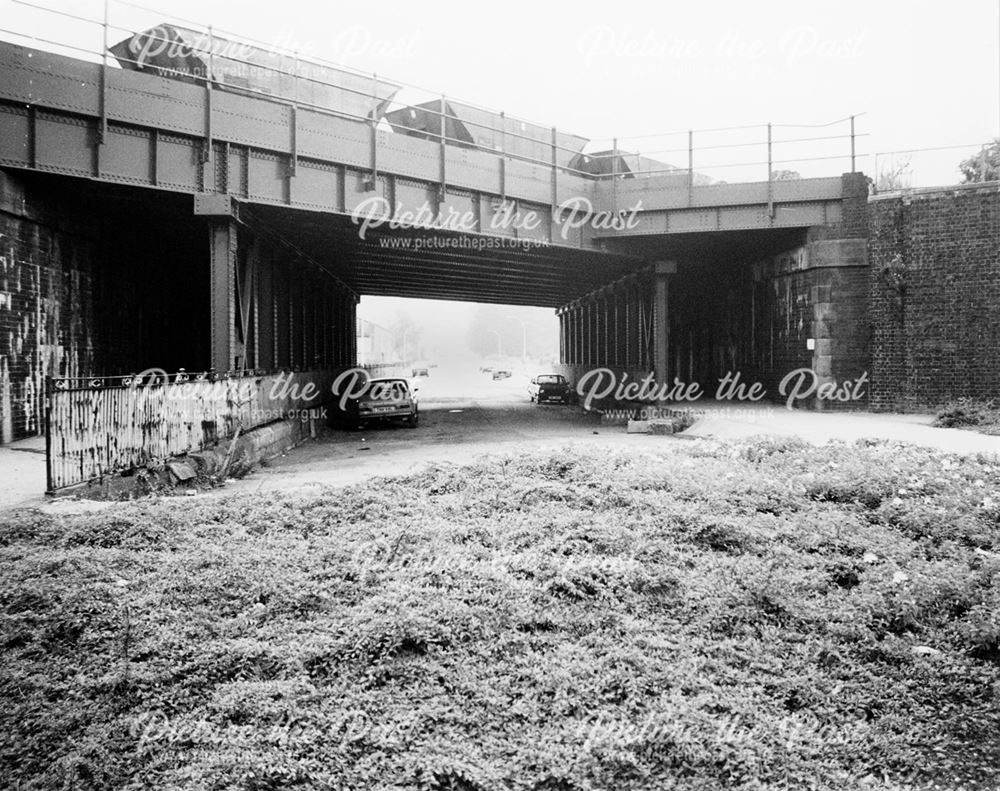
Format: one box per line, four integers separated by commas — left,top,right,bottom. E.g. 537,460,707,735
243,202,643,307
556,223,870,405
0,169,647,377
0,164,870,448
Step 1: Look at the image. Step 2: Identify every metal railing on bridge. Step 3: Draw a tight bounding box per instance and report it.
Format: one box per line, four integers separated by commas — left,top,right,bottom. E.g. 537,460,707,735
3,0,868,197
870,142,999,193
586,116,865,184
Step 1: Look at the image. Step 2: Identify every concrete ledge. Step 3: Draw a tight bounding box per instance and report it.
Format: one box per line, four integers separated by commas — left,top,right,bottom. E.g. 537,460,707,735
600,402,700,433
627,418,685,435
868,180,1000,202
807,239,868,268
761,239,868,278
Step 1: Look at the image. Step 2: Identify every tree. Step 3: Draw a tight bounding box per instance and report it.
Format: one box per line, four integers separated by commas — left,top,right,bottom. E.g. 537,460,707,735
874,154,912,192
388,312,422,363
959,139,1000,183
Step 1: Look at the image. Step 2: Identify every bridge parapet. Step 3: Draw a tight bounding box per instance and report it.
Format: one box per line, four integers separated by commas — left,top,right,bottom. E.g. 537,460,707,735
594,175,850,236
0,40,601,247
0,35,861,247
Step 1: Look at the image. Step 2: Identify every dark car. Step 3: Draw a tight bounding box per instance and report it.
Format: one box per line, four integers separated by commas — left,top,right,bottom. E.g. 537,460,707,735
333,376,419,429
411,367,429,378
492,369,512,381
529,373,571,404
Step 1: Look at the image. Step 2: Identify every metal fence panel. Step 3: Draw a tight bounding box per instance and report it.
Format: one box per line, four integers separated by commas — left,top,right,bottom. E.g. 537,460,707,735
46,369,335,491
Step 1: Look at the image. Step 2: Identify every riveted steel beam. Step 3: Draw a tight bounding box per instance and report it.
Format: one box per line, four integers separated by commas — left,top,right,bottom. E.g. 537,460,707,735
208,218,239,372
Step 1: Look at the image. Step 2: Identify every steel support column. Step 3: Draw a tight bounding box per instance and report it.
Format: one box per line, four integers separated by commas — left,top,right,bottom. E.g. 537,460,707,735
559,310,565,364
573,304,580,366
653,260,676,384
313,285,322,367
348,293,355,365
288,264,297,368
569,305,576,365
265,251,278,368
608,287,622,368
334,292,340,367
589,300,596,367
604,295,611,365
596,296,603,365
300,274,308,368
350,295,359,365
589,301,596,367
624,288,632,369
572,305,579,365
577,304,583,366
576,304,582,366
596,300,602,367
566,305,574,365
319,284,328,367
300,276,308,368
209,219,239,372
274,260,289,368
340,290,348,366
248,242,260,368
592,301,599,367
310,285,318,367
562,309,567,365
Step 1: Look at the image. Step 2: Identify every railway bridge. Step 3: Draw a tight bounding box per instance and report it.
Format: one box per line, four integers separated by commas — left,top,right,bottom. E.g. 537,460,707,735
0,26,870,468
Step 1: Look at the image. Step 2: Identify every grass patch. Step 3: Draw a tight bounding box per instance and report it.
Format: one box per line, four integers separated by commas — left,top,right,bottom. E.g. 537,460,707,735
1,438,999,790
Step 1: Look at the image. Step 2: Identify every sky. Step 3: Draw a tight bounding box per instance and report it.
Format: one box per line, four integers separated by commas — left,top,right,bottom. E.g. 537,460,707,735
2,0,997,335
3,0,997,182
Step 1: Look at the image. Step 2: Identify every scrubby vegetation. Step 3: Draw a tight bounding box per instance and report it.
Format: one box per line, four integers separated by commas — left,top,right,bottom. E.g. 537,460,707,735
2,438,1000,790
934,398,1000,435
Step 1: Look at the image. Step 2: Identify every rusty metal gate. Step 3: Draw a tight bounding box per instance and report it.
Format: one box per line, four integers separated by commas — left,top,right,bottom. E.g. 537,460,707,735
45,369,336,492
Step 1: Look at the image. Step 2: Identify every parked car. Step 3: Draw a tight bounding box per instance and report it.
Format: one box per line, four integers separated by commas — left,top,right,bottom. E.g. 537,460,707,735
492,369,512,381
411,367,429,378
529,373,571,404
333,377,419,429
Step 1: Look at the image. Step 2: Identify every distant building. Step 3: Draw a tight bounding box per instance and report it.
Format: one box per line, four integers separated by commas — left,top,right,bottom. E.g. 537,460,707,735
356,318,395,365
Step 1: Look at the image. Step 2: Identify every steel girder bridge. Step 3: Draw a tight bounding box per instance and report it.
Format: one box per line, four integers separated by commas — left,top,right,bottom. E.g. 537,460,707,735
0,33,865,384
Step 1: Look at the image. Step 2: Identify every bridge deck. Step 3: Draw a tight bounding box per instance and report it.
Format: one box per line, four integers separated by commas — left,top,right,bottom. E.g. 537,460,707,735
0,38,851,304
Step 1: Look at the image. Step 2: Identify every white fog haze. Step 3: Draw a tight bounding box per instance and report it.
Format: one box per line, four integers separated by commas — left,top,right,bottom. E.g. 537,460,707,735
358,296,560,395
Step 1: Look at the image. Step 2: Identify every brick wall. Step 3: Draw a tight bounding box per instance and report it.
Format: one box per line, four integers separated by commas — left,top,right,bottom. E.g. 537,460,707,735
837,171,871,239
664,174,871,410
748,250,813,397
0,169,209,443
748,240,869,409
0,171,97,442
869,183,1000,410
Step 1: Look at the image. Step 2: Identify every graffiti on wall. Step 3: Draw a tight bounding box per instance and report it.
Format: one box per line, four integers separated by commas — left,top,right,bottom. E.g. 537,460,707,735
0,226,94,444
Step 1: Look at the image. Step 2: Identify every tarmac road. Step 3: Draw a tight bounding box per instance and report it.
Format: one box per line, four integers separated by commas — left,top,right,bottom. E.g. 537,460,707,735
5,363,1000,511
223,372,629,497
214,364,1000,500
